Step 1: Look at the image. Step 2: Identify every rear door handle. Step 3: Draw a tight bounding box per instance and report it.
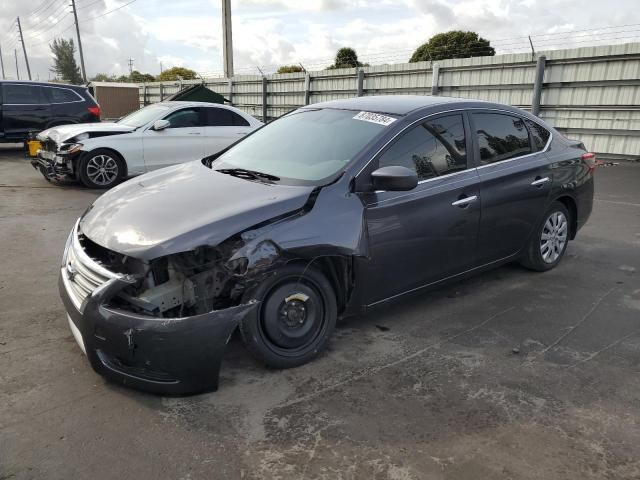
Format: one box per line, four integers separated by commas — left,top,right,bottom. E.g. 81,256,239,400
188,132,201,135
531,176,550,186
451,195,478,207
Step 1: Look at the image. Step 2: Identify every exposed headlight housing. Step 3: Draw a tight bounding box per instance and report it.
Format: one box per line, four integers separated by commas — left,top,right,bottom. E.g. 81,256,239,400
58,143,84,154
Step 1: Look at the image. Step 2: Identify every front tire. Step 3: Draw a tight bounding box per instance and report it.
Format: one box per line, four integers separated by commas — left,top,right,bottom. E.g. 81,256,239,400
239,263,337,369
78,149,124,189
520,201,571,271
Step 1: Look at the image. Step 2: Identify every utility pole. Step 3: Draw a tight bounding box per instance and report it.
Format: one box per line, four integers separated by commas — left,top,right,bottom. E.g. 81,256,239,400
221,0,234,78
0,43,5,79
14,49,19,80
16,16,31,80
70,0,87,82
128,58,134,75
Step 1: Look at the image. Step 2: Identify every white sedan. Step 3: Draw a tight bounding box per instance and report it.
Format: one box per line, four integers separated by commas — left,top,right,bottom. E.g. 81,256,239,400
33,101,262,188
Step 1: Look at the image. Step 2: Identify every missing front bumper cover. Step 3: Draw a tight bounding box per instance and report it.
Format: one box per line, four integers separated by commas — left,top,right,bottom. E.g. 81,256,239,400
60,273,259,395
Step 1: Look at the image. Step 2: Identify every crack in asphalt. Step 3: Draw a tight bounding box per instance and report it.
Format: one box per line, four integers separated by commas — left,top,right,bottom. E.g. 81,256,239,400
275,306,517,409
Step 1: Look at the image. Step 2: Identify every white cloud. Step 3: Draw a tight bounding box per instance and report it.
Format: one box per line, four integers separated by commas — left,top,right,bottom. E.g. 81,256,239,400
1,0,638,80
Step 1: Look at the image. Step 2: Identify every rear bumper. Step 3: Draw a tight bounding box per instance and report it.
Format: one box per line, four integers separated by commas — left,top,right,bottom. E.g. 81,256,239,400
59,271,258,395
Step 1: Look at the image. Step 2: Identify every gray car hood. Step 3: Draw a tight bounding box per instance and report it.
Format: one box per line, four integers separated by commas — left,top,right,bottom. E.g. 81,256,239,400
79,161,315,260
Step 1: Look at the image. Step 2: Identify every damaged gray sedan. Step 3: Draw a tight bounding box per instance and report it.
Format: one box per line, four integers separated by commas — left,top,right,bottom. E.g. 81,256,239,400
60,95,595,394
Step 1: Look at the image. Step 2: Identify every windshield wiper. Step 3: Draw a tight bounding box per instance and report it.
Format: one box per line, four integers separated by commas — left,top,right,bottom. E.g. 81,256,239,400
216,168,280,183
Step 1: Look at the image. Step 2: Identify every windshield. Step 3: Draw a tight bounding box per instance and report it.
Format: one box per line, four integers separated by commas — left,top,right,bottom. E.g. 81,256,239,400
117,104,172,128
213,108,392,185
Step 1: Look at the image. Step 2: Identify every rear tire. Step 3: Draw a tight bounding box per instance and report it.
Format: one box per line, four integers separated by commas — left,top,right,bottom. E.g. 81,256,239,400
78,149,125,189
239,263,337,369
520,201,571,271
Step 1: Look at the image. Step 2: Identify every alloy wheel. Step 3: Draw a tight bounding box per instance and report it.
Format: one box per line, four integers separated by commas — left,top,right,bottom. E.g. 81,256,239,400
86,154,119,186
540,211,568,263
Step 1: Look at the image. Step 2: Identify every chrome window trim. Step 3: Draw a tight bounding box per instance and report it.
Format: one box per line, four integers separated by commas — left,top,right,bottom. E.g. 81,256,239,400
371,169,478,204
355,107,552,182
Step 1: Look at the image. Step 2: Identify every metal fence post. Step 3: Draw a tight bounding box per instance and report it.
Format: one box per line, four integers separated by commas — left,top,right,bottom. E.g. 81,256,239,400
262,76,268,122
143,84,148,105
431,64,440,96
159,83,164,101
228,78,233,105
304,73,310,105
531,55,546,117
357,69,364,97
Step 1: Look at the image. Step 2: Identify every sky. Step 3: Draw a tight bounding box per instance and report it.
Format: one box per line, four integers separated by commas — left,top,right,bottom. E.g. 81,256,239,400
1,0,639,81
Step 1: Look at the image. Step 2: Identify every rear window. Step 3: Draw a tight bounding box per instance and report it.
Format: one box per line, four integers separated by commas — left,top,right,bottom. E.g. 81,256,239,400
3,84,44,105
49,87,81,103
472,113,531,164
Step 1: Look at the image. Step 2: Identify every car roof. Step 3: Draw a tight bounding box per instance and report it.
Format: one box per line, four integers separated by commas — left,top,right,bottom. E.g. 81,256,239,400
156,100,240,110
302,95,495,116
0,80,87,90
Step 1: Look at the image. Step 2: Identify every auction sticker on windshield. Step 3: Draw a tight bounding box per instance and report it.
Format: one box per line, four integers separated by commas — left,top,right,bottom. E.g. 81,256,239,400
353,111,397,126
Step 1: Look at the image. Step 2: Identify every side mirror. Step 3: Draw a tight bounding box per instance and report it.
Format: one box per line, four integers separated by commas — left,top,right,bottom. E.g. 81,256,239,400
370,166,418,191
151,119,170,131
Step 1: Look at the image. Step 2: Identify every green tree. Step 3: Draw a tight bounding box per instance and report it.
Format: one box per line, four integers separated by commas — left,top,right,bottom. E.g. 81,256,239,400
90,73,116,82
157,66,198,81
326,47,369,69
129,70,157,82
277,65,304,74
326,47,359,69
49,38,83,84
409,31,495,62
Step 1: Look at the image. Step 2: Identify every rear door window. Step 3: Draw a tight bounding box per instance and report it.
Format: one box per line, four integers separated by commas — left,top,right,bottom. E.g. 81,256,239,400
48,87,81,103
472,113,531,164
378,114,468,181
203,107,234,126
3,84,44,105
525,119,551,151
203,107,250,127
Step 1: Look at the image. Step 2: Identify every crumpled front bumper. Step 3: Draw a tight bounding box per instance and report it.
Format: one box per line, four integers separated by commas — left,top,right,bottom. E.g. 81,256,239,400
59,272,258,395
31,152,76,182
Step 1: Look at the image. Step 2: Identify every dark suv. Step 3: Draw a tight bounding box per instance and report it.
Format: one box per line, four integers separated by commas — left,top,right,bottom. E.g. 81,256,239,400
0,81,100,143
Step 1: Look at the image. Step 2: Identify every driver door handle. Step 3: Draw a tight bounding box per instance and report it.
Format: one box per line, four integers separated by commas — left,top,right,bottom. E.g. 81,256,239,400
531,176,550,186
451,195,478,207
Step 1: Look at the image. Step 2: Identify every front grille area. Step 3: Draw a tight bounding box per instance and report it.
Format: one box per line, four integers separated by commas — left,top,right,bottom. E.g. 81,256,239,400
62,222,122,311
40,139,57,152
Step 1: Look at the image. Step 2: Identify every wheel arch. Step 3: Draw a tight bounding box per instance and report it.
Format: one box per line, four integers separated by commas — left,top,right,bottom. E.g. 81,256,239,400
554,195,578,240
285,255,354,315
77,146,128,179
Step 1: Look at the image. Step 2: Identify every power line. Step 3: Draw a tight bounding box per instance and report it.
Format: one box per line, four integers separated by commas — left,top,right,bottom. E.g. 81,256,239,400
25,0,62,21
84,0,140,21
76,0,105,11
25,2,70,33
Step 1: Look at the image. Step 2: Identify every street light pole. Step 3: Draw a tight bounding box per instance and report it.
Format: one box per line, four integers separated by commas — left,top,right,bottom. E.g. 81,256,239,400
0,43,5,79
71,0,87,82
16,16,31,80
14,49,20,80
221,0,234,78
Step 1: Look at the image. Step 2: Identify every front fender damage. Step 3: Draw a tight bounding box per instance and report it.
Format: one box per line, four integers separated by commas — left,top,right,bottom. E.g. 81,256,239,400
82,184,368,393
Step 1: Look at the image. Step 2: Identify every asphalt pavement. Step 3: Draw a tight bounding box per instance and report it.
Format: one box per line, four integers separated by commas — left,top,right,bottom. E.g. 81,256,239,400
1,145,638,480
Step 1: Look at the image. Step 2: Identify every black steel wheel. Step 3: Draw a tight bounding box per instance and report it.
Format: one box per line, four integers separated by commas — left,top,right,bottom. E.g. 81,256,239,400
239,263,337,369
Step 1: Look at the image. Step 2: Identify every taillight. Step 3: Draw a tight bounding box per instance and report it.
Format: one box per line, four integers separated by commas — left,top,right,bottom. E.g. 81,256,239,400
581,152,598,173
88,105,101,118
